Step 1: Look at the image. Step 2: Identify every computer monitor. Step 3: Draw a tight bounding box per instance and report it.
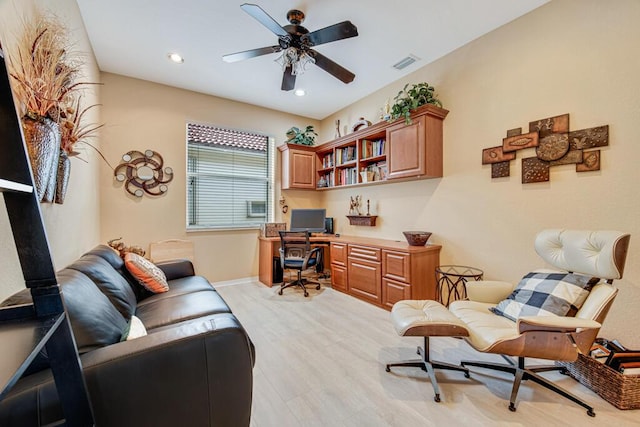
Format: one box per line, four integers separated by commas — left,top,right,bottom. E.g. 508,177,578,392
289,208,326,233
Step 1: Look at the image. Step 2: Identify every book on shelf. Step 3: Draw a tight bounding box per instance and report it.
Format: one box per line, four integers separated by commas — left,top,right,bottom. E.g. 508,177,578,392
361,138,385,159
360,161,386,182
338,167,357,185
321,152,334,168
319,170,335,187
337,146,356,164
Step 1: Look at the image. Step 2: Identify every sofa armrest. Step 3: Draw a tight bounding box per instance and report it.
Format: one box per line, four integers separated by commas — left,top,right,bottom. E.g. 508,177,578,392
517,316,601,334
466,281,514,304
155,259,195,280
81,312,253,427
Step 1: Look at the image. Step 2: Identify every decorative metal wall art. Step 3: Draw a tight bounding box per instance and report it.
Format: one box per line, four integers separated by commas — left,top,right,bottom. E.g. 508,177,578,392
482,114,609,184
114,150,173,197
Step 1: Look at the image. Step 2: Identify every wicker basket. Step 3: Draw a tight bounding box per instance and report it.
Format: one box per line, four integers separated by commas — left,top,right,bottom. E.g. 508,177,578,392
557,353,640,410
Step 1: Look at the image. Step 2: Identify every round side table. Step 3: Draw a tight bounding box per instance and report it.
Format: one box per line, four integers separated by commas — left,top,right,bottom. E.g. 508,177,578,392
435,265,484,307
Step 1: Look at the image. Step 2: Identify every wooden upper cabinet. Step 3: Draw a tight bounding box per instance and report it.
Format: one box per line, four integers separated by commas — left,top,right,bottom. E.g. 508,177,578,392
387,115,426,179
279,143,316,189
387,108,446,179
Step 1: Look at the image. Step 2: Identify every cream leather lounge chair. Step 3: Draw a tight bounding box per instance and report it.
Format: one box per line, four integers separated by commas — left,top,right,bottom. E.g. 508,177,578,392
449,229,630,416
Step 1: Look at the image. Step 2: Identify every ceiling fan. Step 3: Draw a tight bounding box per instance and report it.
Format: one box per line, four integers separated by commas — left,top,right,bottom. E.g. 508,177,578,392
223,3,358,91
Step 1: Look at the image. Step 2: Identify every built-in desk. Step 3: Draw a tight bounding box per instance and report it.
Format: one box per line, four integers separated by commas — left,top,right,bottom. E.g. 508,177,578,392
258,235,441,310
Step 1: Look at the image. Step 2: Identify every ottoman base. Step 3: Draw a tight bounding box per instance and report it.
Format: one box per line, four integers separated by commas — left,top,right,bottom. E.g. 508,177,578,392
386,336,470,402
386,300,471,402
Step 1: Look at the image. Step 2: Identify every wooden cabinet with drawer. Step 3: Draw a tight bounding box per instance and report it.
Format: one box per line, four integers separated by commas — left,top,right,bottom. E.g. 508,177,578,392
381,250,411,309
382,277,412,309
330,242,348,293
341,240,438,310
381,248,439,309
348,252,382,305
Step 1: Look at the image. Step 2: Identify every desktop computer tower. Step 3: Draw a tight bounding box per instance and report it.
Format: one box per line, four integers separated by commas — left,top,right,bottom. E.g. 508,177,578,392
324,217,334,234
272,257,283,283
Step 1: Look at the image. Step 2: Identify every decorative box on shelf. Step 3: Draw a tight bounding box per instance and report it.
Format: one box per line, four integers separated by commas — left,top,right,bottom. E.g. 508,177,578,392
260,222,286,237
346,215,377,226
557,353,640,410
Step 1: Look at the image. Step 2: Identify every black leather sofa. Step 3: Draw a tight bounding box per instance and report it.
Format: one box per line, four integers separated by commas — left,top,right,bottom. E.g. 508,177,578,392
0,245,255,426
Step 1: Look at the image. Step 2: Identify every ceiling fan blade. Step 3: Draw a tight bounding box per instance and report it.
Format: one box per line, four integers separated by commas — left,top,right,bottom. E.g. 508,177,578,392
223,46,281,63
281,66,296,91
303,21,358,47
240,3,289,38
311,50,355,84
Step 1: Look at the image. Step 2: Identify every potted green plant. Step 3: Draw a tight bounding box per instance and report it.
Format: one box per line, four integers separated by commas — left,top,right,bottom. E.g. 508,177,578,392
389,82,442,125
285,125,318,146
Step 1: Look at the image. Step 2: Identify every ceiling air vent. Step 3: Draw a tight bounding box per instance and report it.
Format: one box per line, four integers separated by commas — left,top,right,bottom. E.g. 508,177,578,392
392,54,420,70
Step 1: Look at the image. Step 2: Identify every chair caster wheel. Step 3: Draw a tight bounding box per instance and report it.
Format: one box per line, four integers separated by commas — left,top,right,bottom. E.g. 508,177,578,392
316,285,321,290
385,366,390,372
278,290,283,295
508,403,516,412
464,372,470,378
587,410,596,417
304,292,309,297
434,394,440,403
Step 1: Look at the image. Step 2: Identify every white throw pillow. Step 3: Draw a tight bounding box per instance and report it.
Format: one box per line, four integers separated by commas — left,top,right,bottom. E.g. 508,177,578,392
122,315,148,341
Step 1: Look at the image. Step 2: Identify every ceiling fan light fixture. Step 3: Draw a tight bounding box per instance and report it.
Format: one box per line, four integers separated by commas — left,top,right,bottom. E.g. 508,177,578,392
168,52,184,64
275,47,315,76
227,4,358,90
275,46,316,76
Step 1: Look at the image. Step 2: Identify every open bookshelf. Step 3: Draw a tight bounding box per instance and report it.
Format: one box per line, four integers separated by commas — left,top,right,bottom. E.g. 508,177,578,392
316,127,388,189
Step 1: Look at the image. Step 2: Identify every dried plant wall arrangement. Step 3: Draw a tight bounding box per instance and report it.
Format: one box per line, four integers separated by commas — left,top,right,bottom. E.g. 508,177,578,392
6,10,102,203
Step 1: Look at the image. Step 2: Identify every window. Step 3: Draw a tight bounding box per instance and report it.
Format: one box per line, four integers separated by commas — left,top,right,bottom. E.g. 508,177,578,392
187,123,274,229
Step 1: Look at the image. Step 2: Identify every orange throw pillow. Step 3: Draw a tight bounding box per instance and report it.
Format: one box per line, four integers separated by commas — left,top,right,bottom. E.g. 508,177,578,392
124,253,169,293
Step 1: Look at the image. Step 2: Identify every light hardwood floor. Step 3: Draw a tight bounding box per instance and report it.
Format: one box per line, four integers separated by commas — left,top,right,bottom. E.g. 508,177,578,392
215,278,640,427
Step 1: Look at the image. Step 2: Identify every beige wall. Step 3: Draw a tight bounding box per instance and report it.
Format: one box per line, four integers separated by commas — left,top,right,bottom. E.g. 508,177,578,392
318,0,640,345
99,73,320,282
0,0,101,300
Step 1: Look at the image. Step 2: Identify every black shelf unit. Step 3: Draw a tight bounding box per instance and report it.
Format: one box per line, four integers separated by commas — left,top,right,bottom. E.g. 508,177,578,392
0,49,94,425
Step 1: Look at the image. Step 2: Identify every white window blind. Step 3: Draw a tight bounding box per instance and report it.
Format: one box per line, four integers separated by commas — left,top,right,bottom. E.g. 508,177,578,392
187,123,273,229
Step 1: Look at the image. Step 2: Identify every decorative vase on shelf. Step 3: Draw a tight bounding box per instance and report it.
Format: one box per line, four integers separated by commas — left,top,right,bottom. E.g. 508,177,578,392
54,150,70,204
21,116,61,202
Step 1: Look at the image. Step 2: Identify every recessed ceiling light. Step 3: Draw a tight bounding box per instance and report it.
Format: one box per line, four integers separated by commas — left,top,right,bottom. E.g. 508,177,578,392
294,89,306,96
168,53,184,64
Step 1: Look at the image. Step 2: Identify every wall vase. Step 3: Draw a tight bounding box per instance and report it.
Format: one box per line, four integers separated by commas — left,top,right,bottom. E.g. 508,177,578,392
54,150,70,204
21,116,61,202
42,147,60,203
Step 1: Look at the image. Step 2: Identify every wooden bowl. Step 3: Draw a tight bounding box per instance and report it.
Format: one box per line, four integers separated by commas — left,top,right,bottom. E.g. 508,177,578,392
403,231,432,246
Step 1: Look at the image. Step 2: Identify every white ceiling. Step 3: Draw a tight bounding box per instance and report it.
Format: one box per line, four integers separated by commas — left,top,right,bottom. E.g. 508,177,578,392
76,0,549,120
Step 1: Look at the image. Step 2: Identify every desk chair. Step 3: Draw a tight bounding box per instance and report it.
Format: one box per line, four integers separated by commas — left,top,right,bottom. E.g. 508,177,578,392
278,231,322,297
448,229,630,416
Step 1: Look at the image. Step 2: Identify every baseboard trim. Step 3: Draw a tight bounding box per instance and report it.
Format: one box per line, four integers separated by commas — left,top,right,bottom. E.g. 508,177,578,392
213,276,259,287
